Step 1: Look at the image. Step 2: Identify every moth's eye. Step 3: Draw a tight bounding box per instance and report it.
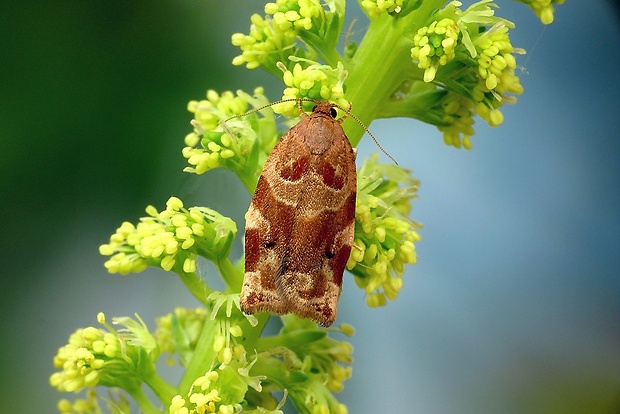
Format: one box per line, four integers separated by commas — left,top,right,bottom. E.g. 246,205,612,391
329,107,337,118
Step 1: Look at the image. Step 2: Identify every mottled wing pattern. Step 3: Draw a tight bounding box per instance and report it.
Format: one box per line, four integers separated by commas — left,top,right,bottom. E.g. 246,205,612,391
241,102,356,327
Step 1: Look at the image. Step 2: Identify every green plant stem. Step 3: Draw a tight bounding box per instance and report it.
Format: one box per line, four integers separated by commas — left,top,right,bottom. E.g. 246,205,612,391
240,171,258,194
240,313,270,351
217,257,244,292
179,271,212,306
344,17,412,145
343,1,445,145
178,315,220,392
128,386,162,414
144,374,178,409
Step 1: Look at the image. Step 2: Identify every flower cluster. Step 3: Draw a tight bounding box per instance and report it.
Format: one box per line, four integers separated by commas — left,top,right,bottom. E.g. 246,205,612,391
231,13,297,71
515,0,565,24
57,389,130,414
471,23,523,123
208,292,257,367
411,18,459,83
408,0,524,148
347,154,421,307
168,345,264,414
99,196,236,275
183,88,278,187
360,0,404,19
50,313,157,394
437,91,477,149
57,390,101,414
160,298,353,412
231,0,343,73
161,297,277,413
275,60,349,116
154,300,257,381
265,0,325,32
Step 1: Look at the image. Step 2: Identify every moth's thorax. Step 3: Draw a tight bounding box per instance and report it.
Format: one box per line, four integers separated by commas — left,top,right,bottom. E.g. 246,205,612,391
301,117,340,155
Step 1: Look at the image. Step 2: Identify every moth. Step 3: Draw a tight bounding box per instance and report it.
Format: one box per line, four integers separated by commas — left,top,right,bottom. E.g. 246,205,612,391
240,100,357,327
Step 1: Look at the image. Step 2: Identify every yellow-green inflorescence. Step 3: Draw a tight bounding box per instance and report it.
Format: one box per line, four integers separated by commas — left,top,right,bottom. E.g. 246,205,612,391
230,0,548,150
99,196,236,276
514,0,565,24
232,0,344,74
411,17,460,84
50,313,158,395
168,345,265,414
183,87,279,189
275,60,350,116
155,301,354,413
155,293,258,367
158,297,265,412
347,154,421,308
360,0,405,19
57,389,130,414
57,390,102,414
231,12,296,71
408,0,525,148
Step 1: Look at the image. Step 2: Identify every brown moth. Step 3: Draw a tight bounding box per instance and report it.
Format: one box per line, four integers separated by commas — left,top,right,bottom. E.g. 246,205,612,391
240,101,357,327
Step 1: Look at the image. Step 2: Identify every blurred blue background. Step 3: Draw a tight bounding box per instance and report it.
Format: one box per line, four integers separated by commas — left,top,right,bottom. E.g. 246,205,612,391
1,1,618,413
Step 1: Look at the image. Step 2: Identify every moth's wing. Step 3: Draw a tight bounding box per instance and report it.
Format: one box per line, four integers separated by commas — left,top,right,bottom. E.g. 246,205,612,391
241,114,356,327
240,129,307,317
275,130,357,326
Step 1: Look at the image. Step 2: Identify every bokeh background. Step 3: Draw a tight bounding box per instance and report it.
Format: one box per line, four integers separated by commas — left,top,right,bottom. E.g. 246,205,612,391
1,1,619,412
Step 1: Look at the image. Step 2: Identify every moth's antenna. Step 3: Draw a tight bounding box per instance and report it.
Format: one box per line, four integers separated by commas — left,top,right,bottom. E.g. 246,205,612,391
335,102,397,165
222,98,319,123
222,98,398,165
344,18,358,47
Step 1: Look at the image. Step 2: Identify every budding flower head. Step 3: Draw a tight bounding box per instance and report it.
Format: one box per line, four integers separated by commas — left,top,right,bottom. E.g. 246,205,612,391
232,0,344,73
50,313,156,394
100,196,236,275
408,0,524,148
437,91,476,149
265,0,325,32
274,59,349,117
347,154,421,307
57,389,130,414
360,0,404,18
513,0,564,24
57,390,100,414
411,18,460,83
231,13,297,71
184,88,278,181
